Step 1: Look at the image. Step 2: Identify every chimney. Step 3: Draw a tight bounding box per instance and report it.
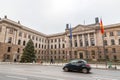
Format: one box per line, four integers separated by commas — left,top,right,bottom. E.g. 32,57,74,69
65,24,69,32
18,21,20,24
95,17,99,24
4,15,7,19
66,24,69,29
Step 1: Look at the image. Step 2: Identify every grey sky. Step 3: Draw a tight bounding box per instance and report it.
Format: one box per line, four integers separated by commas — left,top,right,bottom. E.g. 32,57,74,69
0,0,120,34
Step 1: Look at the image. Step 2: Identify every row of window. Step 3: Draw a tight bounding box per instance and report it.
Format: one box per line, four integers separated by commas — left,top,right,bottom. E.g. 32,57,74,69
104,31,120,37
8,28,46,43
70,38,95,47
104,39,120,45
8,37,120,50
7,47,21,53
105,48,116,53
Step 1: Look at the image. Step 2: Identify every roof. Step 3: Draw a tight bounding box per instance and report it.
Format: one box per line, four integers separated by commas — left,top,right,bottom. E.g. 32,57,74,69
0,18,47,37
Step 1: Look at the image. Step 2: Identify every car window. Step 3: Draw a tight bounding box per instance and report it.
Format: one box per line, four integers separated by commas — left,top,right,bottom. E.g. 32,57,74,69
77,61,83,63
69,60,87,64
69,60,78,63
71,62,77,65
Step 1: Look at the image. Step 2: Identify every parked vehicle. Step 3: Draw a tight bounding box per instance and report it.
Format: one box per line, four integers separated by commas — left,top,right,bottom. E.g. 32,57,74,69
63,59,91,73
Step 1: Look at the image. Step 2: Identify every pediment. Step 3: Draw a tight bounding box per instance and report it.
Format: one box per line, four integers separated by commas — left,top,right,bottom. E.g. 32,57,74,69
72,25,85,32
72,24,96,33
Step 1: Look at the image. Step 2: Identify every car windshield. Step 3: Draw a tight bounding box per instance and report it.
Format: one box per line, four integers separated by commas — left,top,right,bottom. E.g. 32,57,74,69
69,59,87,64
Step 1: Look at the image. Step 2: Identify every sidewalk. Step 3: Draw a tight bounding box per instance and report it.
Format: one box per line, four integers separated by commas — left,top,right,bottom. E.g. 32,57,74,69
0,62,120,70
42,63,120,70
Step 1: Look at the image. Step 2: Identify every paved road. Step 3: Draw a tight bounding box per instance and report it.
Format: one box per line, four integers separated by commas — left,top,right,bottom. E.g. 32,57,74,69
0,64,120,80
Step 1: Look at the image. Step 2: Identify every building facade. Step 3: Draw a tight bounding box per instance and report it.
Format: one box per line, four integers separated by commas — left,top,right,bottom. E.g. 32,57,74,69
0,16,120,62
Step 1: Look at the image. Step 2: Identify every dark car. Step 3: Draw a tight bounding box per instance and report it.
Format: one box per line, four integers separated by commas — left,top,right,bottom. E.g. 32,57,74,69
63,59,91,73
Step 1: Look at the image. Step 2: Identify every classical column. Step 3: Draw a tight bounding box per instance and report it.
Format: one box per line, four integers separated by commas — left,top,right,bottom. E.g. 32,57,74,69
77,35,80,47
72,35,74,48
88,33,91,46
82,34,85,47
94,32,97,46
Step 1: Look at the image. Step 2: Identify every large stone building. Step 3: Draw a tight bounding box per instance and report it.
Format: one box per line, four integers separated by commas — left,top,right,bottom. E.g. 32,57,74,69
0,16,120,62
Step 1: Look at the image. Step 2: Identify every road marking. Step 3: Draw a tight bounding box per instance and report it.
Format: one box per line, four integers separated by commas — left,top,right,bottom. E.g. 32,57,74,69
6,75,28,80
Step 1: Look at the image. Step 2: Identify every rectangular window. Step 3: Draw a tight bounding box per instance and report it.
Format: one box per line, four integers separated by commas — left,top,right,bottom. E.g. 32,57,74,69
104,32,107,37
42,38,44,42
74,40,77,47
112,48,116,53
32,36,34,40
111,39,115,45
117,31,120,36
51,39,53,43
36,37,38,41
55,39,57,42
90,38,95,46
17,48,20,53
24,33,27,38
104,40,107,46
105,49,108,53
39,38,41,42
84,34,88,39
85,40,89,46
80,39,83,47
28,35,31,39
113,55,117,60
19,32,22,37
7,47,11,52
8,37,12,43
110,32,114,36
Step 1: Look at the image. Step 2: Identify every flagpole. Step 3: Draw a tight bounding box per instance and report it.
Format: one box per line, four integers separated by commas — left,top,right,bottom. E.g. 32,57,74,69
69,24,72,61
102,34,107,69
100,18,107,69
83,20,88,61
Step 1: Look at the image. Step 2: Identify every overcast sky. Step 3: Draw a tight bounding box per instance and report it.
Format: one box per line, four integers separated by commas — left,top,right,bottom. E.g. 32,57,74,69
0,0,120,34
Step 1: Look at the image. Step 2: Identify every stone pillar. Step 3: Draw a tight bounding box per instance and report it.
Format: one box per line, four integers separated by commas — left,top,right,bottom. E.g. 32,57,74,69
72,36,74,48
88,33,91,46
77,35,80,47
94,32,97,46
82,34,85,47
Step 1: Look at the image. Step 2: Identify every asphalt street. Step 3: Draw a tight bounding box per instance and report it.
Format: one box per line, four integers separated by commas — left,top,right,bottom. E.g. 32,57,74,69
0,64,120,80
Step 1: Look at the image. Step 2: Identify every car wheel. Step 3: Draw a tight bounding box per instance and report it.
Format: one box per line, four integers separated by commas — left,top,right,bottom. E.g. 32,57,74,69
64,67,69,72
82,68,88,73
